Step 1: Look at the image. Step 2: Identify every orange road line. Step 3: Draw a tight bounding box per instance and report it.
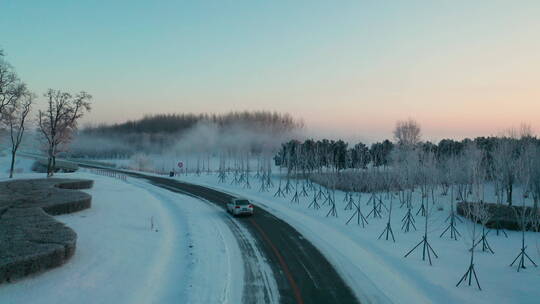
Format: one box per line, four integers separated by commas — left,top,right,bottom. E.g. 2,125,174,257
249,218,304,304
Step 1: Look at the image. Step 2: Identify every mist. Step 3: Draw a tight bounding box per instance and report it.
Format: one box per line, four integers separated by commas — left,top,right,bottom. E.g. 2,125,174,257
68,111,305,170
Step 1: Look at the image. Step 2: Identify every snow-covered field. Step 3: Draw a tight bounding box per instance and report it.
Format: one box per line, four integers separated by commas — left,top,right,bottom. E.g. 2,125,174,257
4,153,540,304
176,173,540,304
0,156,248,304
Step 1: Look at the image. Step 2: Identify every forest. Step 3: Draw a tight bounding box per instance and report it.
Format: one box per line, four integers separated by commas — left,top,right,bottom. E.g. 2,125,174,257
71,111,303,157
276,134,540,207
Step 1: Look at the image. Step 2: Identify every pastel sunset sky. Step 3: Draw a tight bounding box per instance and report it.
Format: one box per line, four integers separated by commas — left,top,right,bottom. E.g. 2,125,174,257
1,1,539,142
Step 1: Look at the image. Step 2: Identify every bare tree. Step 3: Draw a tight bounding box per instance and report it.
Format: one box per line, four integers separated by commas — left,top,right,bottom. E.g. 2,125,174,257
404,149,439,265
457,144,490,291
457,201,490,290
393,118,421,147
37,89,92,176
3,91,33,178
504,123,535,140
392,146,417,232
0,51,26,117
510,143,538,271
468,146,493,254
518,123,534,139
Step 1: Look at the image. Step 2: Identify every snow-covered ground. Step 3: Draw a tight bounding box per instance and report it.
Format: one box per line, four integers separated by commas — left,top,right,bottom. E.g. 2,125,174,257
176,172,540,304
80,154,537,207
0,156,249,304
5,153,540,303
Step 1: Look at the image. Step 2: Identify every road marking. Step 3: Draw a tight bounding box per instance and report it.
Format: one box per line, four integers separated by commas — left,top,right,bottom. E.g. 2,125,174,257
249,218,304,304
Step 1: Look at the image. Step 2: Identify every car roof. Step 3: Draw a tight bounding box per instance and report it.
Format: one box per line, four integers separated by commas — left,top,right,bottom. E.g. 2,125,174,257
232,198,250,202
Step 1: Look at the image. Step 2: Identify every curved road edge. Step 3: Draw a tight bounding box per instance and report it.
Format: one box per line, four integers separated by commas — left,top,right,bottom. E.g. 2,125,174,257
19,154,360,304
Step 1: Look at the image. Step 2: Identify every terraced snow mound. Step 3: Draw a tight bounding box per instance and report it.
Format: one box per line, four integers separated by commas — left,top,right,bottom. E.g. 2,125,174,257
0,179,93,283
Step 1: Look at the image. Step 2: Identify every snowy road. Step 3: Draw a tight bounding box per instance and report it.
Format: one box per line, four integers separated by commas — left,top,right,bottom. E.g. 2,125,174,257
153,181,279,303
82,165,360,304
127,178,248,304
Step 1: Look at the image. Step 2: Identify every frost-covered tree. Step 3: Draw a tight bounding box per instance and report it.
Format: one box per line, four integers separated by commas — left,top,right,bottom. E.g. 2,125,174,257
509,143,538,271
393,118,421,147
38,89,92,176
492,138,519,206
0,50,27,121
404,149,439,265
469,146,493,253
457,200,489,290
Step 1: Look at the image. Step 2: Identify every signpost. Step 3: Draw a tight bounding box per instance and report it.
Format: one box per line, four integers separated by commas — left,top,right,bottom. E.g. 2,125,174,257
170,161,184,177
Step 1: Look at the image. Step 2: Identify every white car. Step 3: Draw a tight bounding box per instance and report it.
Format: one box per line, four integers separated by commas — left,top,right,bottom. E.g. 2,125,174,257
227,198,254,216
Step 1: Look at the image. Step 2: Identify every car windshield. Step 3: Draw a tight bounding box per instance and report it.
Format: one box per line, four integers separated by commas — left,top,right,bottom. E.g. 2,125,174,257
236,200,250,206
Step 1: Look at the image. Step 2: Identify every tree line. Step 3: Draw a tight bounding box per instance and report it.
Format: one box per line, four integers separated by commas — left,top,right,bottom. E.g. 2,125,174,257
278,136,539,171
276,121,540,207
71,111,304,158
83,111,303,135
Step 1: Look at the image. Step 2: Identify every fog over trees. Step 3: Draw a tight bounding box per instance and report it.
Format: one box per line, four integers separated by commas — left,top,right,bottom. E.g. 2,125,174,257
4,42,540,293
72,111,304,158
72,112,540,213
394,118,422,147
